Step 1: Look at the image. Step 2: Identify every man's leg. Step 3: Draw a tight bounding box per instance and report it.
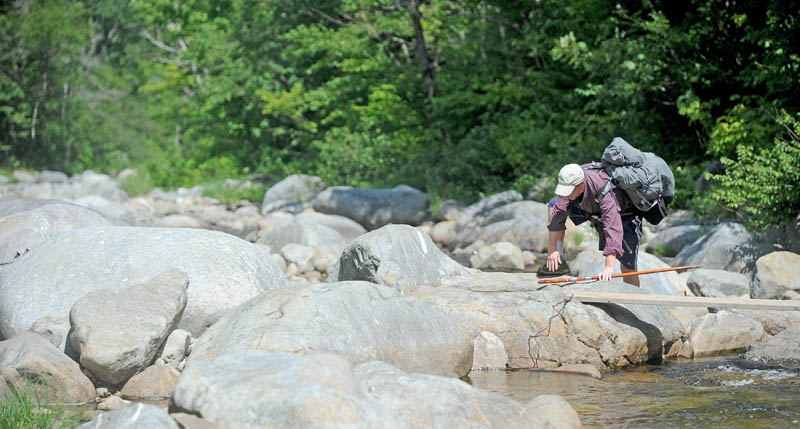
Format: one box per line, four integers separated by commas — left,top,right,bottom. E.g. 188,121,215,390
620,217,643,287
621,264,640,287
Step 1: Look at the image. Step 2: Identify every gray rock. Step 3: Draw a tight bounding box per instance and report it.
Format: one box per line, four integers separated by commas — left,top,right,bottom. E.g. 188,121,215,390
356,360,574,428
12,170,36,183
751,251,800,299
154,214,208,229
0,333,95,403
79,403,178,429
294,211,367,243
159,329,191,370
688,311,765,357
730,309,800,336
279,243,315,274
172,351,403,428
430,220,456,244
744,325,800,368
257,219,346,253
578,251,691,296
472,331,508,370
0,199,119,263
69,269,189,385
169,413,222,429
469,241,524,271
120,365,178,399
189,282,474,378
330,225,469,291
30,316,71,350
39,170,69,183
435,199,466,222
77,170,129,201
482,200,549,226
645,224,705,257
674,222,754,273
0,226,287,340
523,394,582,429
312,185,430,230
475,217,550,252
261,174,326,214
446,190,522,248
417,274,656,371
687,269,749,298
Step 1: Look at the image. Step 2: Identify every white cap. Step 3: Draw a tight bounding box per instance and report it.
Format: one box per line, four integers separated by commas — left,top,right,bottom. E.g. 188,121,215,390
554,164,585,197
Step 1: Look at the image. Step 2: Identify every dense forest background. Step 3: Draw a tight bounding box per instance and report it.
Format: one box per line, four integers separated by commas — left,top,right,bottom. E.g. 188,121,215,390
1,0,798,228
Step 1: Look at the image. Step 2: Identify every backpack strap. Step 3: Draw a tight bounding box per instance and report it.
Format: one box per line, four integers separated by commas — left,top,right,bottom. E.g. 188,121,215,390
585,162,622,211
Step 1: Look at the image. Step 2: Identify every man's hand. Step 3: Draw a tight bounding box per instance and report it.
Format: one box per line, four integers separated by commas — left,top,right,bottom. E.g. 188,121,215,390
598,265,614,282
546,251,561,272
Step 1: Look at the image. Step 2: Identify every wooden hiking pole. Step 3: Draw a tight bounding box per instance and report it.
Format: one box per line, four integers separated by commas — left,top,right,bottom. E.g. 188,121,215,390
537,265,702,284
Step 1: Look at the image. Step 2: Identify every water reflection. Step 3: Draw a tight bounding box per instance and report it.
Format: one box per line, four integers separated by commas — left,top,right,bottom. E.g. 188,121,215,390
466,359,800,428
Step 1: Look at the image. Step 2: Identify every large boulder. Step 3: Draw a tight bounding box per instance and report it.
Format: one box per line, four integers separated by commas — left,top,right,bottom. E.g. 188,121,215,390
474,217,550,252
256,218,346,254
356,360,581,428
0,226,287,340
68,270,189,385
687,311,765,357
751,251,800,299
312,185,430,230
0,198,119,264
744,325,800,368
687,269,749,298
0,333,95,403
189,281,474,378
294,211,367,243
673,222,754,273
644,224,705,257
445,190,522,248
577,251,691,296
329,225,470,291
416,273,662,371
172,350,581,428
261,174,326,214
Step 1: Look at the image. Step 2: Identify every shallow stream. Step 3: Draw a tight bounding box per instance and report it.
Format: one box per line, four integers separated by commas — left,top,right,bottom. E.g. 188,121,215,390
467,358,800,428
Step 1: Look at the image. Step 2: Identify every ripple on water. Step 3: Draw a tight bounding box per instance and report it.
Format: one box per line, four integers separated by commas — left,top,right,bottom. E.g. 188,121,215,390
466,358,800,428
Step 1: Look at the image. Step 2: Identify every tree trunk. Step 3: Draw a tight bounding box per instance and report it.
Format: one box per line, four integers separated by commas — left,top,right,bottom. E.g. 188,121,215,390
407,0,435,100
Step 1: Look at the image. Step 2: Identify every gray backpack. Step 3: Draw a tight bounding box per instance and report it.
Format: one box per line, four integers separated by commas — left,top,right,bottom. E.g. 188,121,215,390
593,137,674,224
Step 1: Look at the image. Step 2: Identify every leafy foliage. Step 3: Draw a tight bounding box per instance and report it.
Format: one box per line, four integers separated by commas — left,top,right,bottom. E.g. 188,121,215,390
1,0,798,226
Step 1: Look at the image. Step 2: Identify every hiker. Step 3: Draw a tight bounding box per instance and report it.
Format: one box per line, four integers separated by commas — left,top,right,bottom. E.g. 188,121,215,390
538,163,644,286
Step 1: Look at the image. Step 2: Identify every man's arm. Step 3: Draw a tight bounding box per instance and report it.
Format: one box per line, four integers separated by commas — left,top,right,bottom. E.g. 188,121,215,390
598,191,624,281
545,197,570,271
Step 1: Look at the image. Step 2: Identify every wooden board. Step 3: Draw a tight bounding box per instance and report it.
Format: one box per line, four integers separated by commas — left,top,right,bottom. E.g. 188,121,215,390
570,291,800,311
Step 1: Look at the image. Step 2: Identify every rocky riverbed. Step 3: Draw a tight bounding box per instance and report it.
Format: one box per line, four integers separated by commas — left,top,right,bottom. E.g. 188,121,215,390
1,169,799,427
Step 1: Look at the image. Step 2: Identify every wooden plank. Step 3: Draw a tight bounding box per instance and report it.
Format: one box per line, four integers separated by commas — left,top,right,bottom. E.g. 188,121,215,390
570,291,800,311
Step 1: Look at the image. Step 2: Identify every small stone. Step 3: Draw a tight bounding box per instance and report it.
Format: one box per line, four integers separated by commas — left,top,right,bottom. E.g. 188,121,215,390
97,395,130,411
96,387,110,398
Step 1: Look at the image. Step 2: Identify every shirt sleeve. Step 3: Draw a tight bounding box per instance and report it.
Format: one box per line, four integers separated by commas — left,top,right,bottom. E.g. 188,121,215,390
599,192,624,257
547,196,570,232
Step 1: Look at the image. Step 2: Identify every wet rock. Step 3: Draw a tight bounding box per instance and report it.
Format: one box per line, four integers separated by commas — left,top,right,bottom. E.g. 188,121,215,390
744,325,800,368
189,282,474,378
523,394,582,428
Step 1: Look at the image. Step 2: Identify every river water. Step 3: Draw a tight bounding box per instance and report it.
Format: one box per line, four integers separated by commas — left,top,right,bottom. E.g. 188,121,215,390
466,358,800,428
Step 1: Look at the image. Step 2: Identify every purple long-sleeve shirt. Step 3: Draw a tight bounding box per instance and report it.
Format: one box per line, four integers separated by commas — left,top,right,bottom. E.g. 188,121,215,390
547,165,633,258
